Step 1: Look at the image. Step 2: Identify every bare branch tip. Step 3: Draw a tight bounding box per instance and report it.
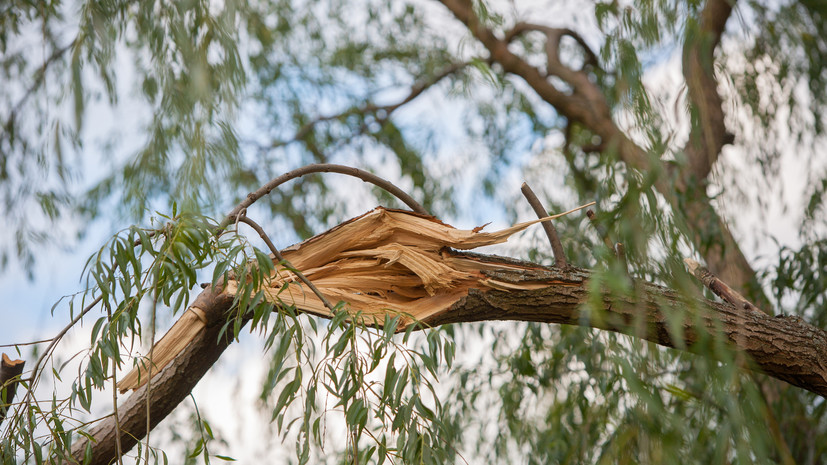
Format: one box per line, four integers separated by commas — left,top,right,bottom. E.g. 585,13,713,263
520,182,567,268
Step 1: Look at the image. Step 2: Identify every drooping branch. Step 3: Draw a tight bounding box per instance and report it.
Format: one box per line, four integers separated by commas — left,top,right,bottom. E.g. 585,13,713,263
2,41,75,139
262,61,468,150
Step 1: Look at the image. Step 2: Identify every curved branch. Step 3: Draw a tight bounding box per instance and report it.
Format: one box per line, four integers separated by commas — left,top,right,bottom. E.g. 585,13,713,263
220,163,428,231
504,22,600,74
438,0,651,172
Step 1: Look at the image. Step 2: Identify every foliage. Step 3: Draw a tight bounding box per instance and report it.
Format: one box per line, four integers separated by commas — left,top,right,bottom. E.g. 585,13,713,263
1,0,826,463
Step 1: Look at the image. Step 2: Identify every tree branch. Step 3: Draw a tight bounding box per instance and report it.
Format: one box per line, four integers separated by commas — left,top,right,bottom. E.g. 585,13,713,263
263,62,468,150
426,255,827,396
68,205,827,464
220,163,428,231
520,182,567,268
682,0,737,181
69,288,237,465
2,41,75,138
436,0,766,305
69,253,827,464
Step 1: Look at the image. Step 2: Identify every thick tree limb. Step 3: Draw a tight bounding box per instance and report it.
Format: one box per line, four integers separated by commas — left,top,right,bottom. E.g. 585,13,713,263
436,0,766,305
675,0,769,308
430,256,827,395
682,0,736,182
71,208,827,465
72,262,827,463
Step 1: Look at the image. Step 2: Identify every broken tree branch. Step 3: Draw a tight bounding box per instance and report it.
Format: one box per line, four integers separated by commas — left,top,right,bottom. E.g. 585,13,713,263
236,214,336,312
70,207,827,465
436,0,767,304
0,354,25,428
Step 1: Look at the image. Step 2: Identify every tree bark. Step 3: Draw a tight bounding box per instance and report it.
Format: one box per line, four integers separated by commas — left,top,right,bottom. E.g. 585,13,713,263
70,253,827,465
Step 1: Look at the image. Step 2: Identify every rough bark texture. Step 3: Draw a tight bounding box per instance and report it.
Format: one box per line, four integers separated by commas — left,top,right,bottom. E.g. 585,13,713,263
428,254,827,395
71,253,827,465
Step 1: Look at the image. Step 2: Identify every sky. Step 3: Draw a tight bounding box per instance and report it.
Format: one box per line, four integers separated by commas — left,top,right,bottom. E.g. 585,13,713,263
2,0,825,462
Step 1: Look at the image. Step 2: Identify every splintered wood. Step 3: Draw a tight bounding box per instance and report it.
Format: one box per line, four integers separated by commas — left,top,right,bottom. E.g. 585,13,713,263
226,206,585,327
119,204,589,392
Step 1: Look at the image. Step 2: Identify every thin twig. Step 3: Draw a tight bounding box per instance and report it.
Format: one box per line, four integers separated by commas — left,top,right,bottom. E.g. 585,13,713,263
3,41,75,136
221,163,428,232
24,295,102,396
0,338,54,348
520,182,567,268
106,304,124,465
264,62,467,150
236,215,336,313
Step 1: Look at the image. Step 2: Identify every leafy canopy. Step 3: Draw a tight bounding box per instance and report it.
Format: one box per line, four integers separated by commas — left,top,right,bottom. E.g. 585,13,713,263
1,0,826,463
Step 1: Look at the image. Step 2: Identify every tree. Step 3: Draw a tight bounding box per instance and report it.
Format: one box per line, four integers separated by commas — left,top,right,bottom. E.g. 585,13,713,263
1,0,826,463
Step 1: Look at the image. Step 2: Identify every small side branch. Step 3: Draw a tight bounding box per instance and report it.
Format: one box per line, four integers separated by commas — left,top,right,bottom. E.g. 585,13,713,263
684,258,761,313
615,242,628,274
265,62,468,150
235,215,336,312
520,182,567,268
